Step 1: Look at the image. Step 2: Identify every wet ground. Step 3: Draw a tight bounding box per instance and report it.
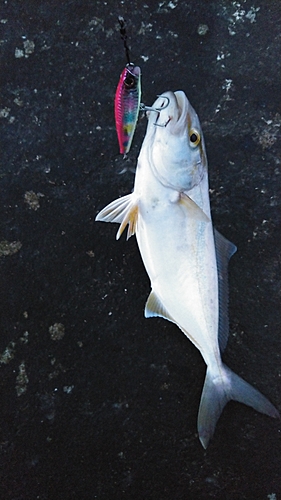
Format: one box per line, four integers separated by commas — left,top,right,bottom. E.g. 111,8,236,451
0,1,280,498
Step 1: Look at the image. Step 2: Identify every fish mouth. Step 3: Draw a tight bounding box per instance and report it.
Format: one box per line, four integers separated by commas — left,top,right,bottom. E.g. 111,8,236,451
149,91,179,127
149,91,188,134
171,91,190,134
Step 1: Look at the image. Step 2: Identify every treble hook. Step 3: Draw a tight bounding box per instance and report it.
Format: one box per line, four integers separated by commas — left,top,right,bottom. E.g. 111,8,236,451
154,117,171,127
140,95,170,113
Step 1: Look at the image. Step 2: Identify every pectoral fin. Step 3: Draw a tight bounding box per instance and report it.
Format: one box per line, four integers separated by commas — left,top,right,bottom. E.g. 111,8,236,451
95,194,139,240
179,193,210,223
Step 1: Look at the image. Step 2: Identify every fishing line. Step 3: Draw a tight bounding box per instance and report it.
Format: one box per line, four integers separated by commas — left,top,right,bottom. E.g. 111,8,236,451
118,16,132,66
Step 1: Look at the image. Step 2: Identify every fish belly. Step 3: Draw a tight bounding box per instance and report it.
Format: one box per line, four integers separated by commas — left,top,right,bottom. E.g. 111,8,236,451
135,177,220,366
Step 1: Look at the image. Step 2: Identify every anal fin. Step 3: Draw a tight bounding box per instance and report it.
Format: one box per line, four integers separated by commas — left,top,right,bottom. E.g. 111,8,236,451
145,290,174,322
145,291,201,350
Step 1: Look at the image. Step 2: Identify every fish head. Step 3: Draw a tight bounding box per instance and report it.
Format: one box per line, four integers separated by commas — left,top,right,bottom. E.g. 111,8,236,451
143,91,207,191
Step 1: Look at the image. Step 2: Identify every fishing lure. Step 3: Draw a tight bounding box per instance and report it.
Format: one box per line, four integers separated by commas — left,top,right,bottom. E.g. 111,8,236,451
115,63,141,156
114,17,170,156
114,17,141,156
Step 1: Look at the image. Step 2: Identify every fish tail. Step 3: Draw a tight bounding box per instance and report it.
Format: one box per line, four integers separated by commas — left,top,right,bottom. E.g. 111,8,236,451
197,363,279,449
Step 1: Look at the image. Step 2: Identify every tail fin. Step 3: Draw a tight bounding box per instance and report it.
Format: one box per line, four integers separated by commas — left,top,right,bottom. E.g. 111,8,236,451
197,363,279,449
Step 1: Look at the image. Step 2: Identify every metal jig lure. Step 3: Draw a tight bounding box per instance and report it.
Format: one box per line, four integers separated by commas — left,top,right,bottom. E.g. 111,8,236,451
114,17,170,156
114,17,141,156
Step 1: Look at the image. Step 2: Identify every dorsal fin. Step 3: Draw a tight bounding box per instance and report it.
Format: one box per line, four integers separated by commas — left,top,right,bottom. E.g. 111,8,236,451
95,194,138,240
179,193,210,223
214,229,237,353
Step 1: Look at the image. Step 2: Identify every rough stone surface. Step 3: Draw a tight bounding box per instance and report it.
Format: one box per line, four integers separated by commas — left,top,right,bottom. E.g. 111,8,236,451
0,1,280,498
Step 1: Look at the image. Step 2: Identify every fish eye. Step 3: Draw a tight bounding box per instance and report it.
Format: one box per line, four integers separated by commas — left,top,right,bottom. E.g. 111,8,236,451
189,129,201,147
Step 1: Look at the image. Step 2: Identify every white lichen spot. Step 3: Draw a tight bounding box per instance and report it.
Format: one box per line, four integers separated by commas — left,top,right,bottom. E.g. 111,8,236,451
233,6,245,22
20,331,29,344
228,28,236,35
41,44,51,51
16,361,29,396
88,17,104,31
197,24,209,36
24,191,44,210
216,51,230,61
214,79,235,114
267,494,277,500
261,118,273,125
138,22,153,35
15,40,35,58
0,240,22,256
0,107,11,118
63,385,74,394
15,48,24,58
215,103,221,114
140,55,149,62
222,78,233,93
49,323,65,341
245,6,260,23
227,3,260,35
168,30,178,38
157,0,178,13
253,113,281,149
89,17,103,26
0,342,16,365
105,28,113,38
23,39,35,55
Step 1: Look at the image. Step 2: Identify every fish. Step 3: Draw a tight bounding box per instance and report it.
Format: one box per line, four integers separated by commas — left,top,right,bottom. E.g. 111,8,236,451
96,90,279,448
114,63,141,155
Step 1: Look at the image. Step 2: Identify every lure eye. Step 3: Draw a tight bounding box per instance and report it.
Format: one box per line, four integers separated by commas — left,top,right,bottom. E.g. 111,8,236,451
124,74,136,89
189,128,201,147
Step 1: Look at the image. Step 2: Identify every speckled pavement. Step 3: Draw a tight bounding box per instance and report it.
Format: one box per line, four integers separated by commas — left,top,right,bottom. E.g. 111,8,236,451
1,1,280,498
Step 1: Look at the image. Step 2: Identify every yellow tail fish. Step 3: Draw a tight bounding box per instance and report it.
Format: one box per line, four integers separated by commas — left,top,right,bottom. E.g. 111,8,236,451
96,91,279,448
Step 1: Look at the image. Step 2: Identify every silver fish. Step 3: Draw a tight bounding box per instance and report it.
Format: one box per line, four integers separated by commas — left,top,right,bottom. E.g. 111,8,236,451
96,90,279,448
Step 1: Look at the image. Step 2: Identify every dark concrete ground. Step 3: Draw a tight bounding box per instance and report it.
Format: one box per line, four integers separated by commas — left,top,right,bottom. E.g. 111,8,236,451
0,1,280,498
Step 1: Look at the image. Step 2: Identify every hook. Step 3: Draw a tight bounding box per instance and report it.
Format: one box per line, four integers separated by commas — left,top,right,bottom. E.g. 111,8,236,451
155,95,170,110
153,117,171,127
140,95,170,113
